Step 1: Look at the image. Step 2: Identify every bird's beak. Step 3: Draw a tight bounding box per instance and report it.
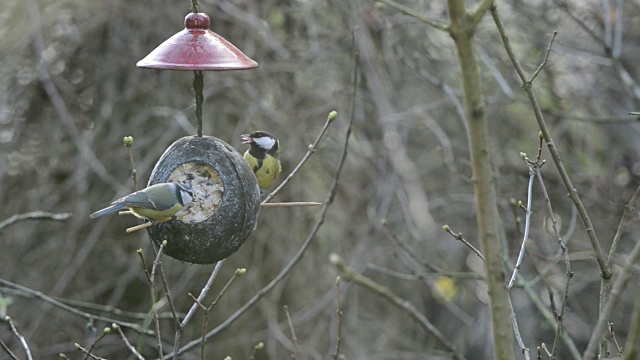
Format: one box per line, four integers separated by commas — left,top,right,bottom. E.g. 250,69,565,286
241,134,253,144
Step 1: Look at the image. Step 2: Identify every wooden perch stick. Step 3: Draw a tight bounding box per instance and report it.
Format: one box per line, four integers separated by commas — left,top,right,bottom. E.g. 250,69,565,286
261,202,321,207
126,217,172,234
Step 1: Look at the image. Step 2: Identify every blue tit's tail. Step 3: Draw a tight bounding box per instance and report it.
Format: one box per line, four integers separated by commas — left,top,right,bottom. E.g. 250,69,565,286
90,204,125,219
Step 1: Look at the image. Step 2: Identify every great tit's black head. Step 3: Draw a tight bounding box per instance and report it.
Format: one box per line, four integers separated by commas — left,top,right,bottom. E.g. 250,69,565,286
241,131,279,152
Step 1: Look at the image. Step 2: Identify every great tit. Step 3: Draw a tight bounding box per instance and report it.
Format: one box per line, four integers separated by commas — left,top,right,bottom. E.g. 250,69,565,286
90,182,193,221
241,131,282,191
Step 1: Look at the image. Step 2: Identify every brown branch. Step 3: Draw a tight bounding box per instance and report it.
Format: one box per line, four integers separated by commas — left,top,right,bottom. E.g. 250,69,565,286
0,211,72,232
332,276,343,359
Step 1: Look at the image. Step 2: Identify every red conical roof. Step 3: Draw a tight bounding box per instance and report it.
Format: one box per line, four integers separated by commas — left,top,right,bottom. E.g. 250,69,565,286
137,13,259,71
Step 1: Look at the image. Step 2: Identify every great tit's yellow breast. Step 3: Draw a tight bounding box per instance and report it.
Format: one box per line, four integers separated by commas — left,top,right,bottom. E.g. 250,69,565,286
256,154,281,190
129,203,183,221
244,150,259,171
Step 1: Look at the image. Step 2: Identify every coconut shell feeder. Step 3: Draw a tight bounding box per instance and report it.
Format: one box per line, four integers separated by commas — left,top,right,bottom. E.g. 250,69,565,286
135,5,260,264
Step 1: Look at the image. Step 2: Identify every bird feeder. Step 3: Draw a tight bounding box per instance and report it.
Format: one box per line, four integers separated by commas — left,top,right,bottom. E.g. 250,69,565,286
137,10,260,263
147,136,261,264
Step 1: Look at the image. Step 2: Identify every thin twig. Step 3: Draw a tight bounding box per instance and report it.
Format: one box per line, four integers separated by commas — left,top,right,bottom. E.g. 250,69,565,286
151,243,167,359
262,110,337,204
383,221,483,280
4,317,32,360
507,296,531,359
124,136,137,190
528,31,558,84
609,322,624,356
531,140,574,359
330,254,465,360
173,260,226,360
508,157,535,289
283,305,300,360
584,237,640,358
204,269,245,357
0,211,72,232
137,243,166,359
373,0,450,32
0,338,19,360
332,276,343,360
249,342,264,360
75,343,106,360
261,202,322,207
607,183,640,266
442,225,485,262
0,279,153,335
181,260,226,327
82,327,111,360
113,324,144,360
512,278,581,359
469,0,495,29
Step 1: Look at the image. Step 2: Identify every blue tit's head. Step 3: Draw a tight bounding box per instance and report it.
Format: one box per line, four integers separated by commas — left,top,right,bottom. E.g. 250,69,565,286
174,182,194,207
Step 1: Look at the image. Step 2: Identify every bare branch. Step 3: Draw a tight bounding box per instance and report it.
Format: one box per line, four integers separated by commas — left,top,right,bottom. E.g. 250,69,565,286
469,0,494,29
74,343,106,360
4,317,32,360
528,31,558,84
442,225,485,262
0,211,72,232
584,229,640,358
112,324,144,360
0,338,19,360
332,277,343,360
283,305,300,360
507,296,530,359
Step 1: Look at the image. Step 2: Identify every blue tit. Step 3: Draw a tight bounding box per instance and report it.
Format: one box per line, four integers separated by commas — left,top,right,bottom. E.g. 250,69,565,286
241,131,282,191
90,182,193,221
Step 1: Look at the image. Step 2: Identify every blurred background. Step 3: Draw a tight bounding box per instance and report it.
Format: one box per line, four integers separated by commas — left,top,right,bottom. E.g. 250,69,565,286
2,0,640,358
